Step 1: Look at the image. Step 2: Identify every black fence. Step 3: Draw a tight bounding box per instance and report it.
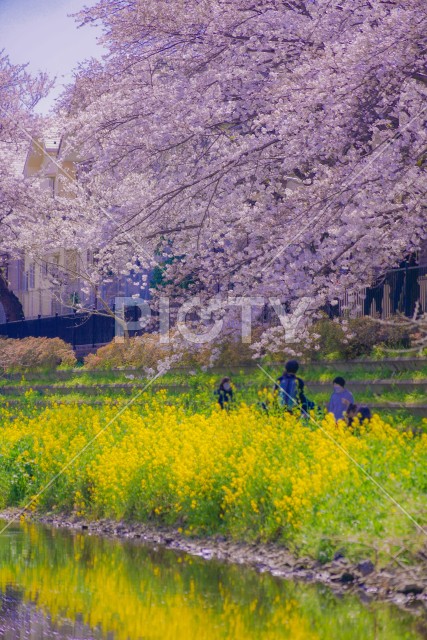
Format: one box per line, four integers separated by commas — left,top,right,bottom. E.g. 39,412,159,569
327,265,427,319
0,313,116,348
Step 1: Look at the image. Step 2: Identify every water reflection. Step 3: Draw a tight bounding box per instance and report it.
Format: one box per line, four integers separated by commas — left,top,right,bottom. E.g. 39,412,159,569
0,520,424,639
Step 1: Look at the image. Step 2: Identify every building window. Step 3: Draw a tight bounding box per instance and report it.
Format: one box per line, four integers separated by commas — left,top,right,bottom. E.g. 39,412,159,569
48,177,55,196
29,263,35,289
48,255,60,280
51,299,61,315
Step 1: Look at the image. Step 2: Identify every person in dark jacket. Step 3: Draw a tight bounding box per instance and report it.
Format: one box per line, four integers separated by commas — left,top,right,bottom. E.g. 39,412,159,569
274,360,309,413
346,403,372,426
215,377,233,409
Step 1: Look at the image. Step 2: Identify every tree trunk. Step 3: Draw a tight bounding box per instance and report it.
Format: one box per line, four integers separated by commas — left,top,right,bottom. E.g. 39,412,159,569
0,272,24,321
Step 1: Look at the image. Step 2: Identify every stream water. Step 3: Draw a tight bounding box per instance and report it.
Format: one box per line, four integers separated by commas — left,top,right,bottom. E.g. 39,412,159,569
0,520,425,639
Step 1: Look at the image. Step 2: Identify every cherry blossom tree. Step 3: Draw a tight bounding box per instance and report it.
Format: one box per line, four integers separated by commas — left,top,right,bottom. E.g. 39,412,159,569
58,0,427,348
0,53,51,246
0,52,51,318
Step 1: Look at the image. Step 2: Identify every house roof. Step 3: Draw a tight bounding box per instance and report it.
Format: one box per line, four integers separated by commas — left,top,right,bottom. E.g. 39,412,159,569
23,125,62,176
43,132,61,151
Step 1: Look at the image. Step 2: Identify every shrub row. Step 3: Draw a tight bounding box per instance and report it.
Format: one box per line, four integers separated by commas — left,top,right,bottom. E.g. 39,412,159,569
0,337,76,373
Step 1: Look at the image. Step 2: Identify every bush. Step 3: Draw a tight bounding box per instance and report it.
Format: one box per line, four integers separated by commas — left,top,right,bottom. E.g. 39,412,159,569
0,337,76,372
307,318,347,360
341,318,382,359
84,333,216,372
212,329,263,367
84,329,261,372
85,335,169,371
343,317,411,359
294,316,412,361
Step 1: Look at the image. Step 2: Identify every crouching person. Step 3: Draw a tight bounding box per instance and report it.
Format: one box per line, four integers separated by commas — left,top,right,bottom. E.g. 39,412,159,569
215,377,233,410
346,403,372,426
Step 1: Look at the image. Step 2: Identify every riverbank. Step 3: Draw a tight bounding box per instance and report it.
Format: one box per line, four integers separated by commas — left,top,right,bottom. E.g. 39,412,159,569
1,509,426,616
2,512,423,640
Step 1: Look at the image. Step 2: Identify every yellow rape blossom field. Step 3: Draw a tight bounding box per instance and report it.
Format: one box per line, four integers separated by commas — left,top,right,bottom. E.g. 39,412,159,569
0,391,426,563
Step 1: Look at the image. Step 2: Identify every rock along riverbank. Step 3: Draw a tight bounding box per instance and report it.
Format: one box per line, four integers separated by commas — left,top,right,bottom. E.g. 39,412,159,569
1,509,426,618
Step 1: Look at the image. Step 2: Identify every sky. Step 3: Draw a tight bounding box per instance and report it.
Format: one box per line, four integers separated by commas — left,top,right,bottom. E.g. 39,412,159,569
0,0,104,113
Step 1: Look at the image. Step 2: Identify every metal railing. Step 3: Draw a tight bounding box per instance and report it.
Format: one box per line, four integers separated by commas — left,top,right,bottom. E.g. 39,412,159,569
0,312,116,348
333,265,427,319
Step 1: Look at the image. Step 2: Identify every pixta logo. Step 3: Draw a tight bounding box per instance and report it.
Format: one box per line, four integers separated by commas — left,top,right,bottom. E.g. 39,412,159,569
114,296,311,344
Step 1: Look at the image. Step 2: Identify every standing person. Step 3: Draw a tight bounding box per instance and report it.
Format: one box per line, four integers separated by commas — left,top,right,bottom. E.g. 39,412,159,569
274,360,308,413
215,377,233,410
327,377,354,422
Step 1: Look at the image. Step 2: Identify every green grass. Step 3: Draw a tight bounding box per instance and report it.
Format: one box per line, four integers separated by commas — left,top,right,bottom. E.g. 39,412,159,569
0,363,426,433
